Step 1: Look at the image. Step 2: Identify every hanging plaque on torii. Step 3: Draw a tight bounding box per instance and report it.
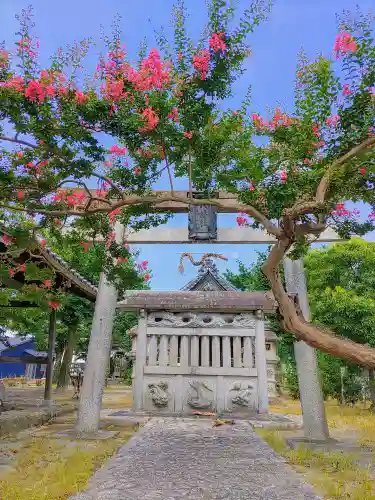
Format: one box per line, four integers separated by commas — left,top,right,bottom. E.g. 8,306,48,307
188,192,218,241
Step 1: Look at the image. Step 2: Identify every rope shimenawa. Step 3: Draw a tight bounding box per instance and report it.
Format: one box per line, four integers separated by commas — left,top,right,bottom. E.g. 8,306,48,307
178,252,228,274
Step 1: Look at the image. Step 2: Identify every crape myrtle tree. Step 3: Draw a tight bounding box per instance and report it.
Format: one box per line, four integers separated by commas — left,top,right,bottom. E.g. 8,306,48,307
224,240,375,403
0,1,375,366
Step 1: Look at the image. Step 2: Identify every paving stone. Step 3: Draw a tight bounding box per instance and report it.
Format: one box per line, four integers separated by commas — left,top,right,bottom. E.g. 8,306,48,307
70,417,321,500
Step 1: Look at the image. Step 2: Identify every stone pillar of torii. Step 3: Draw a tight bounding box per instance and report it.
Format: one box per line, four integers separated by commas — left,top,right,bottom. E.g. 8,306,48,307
76,197,339,440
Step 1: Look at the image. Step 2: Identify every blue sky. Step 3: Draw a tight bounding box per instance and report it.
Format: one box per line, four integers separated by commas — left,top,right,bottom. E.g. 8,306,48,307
1,0,373,290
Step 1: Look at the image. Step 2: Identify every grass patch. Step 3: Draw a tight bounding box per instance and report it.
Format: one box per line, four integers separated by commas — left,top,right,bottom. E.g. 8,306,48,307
257,428,375,499
0,427,135,500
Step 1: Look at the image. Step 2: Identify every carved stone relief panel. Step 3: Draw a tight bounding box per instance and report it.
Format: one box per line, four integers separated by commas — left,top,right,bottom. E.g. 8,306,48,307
147,311,256,329
186,380,214,409
226,381,254,411
148,381,170,408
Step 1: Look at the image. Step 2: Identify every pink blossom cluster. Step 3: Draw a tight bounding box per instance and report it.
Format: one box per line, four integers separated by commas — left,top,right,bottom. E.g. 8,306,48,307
279,170,288,183
53,190,85,207
168,107,179,122
0,49,9,68
192,50,210,80
334,32,357,59
126,48,171,91
209,32,227,53
138,107,159,133
109,207,121,225
109,145,127,155
137,148,153,158
236,215,248,226
252,108,294,131
342,84,352,97
369,211,375,220
17,36,38,59
331,203,359,217
1,234,14,246
325,114,340,127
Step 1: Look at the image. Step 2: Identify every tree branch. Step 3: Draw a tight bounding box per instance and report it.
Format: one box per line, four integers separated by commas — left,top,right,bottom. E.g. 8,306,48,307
0,192,282,237
91,173,125,200
0,135,38,149
316,135,375,203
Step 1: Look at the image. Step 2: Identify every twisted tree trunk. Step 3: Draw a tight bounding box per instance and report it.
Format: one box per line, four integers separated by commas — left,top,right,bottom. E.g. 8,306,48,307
262,234,375,369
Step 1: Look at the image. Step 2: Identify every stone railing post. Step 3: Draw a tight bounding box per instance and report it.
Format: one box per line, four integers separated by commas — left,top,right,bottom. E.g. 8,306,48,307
132,310,147,412
255,310,268,413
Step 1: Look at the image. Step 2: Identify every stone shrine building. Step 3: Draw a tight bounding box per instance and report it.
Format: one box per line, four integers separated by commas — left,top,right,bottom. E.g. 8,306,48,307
118,259,279,416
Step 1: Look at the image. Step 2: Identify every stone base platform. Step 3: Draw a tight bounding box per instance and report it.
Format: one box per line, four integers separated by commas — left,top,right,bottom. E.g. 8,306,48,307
101,408,302,430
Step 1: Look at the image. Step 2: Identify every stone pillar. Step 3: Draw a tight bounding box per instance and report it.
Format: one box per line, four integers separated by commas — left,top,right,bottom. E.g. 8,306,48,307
283,257,329,441
76,222,125,434
255,310,268,413
132,310,147,412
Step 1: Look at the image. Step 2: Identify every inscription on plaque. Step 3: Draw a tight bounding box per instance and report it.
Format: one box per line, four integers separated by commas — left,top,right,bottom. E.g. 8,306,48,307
188,204,217,241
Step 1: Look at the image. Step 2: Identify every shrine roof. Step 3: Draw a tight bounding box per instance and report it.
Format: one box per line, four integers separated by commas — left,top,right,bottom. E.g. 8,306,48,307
117,290,277,313
0,227,97,301
180,258,237,292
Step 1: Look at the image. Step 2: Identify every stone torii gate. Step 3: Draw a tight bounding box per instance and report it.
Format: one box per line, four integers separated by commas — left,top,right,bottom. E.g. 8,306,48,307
77,192,340,440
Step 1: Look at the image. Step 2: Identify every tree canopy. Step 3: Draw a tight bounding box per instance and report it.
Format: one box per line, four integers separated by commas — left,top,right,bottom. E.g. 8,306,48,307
0,1,375,365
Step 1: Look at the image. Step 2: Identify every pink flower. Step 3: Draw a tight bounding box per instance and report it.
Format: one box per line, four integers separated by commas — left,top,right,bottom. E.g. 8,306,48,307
40,239,47,248
325,114,340,127
0,49,9,68
18,264,26,273
209,32,227,53
167,107,179,122
58,86,68,96
16,151,24,159
17,191,25,200
248,182,255,191
9,269,15,277
106,231,116,249
359,167,367,175
369,211,375,220
104,160,113,167
184,131,193,140
48,301,61,310
109,145,127,155
342,84,352,97
236,216,247,227
144,273,151,282
279,170,288,183
312,124,320,137
109,208,121,225
75,91,88,104
1,234,13,246
141,260,148,270
133,167,142,176
332,203,351,217
43,280,52,288
303,158,311,165
138,107,159,133
192,50,210,80
252,113,265,129
334,32,357,59
125,48,171,92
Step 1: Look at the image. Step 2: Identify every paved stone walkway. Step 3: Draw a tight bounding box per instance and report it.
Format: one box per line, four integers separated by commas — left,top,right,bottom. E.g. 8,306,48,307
71,418,321,500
